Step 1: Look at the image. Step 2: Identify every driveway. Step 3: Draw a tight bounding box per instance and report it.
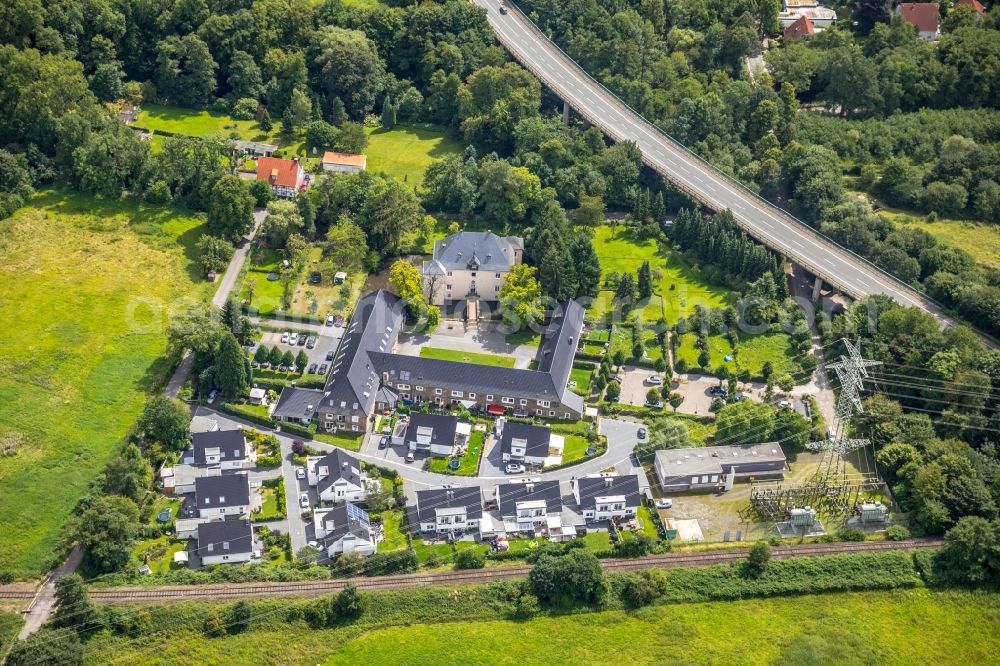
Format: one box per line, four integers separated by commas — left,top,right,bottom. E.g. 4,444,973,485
618,366,665,406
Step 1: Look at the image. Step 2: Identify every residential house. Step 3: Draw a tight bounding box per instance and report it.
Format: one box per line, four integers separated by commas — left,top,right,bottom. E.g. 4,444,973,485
272,293,587,433
195,520,255,567
190,415,219,433
248,387,268,406
778,0,836,28
495,480,564,535
233,140,278,157
193,474,253,519
321,151,367,174
182,430,256,470
313,502,377,558
572,474,641,522
896,3,941,39
308,449,369,503
497,420,564,467
402,413,468,456
412,486,483,536
255,156,305,198
783,14,815,40
654,443,786,493
954,0,985,16
421,231,524,307
118,104,139,125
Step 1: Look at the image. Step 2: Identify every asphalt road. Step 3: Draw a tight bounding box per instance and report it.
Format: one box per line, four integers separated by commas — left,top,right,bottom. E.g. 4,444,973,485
476,0,948,322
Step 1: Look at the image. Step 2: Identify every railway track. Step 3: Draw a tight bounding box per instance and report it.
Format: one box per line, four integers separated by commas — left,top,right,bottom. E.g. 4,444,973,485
69,538,939,605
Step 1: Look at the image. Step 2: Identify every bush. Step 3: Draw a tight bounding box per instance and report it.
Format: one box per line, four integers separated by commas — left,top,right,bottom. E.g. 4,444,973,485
620,573,658,608
884,525,910,541
228,600,253,634
281,421,314,439
363,550,418,576
455,549,486,570
743,542,771,578
529,550,605,605
837,527,866,542
333,584,364,620
203,612,226,637
231,98,259,120
5,629,82,666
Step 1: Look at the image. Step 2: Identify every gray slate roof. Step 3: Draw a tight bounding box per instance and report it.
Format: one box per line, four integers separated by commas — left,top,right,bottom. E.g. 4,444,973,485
317,504,371,545
426,231,523,272
576,475,641,510
322,290,404,415
272,386,323,420
191,430,247,465
535,300,586,414
314,449,364,495
196,520,254,557
497,480,563,517
414,486,483,523
499,421,553,458
405,413,458,447
195,474,250,510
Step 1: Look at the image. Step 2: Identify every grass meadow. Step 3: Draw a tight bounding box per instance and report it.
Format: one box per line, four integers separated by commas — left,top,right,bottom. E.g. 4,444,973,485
419,347,516,368
675,331,798,377
0,189,209,577
364,125,462,188
77,589,1000,665
588,225,730,324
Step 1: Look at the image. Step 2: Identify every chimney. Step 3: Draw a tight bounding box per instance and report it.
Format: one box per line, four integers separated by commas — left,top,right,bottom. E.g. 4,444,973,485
525,483,534,493
342,462,349,469
604,477,613,488
446,489,454,500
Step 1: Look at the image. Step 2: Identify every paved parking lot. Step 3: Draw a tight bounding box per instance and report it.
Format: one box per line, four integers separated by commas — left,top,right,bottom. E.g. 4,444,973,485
256,327,342,369
618,366,666,406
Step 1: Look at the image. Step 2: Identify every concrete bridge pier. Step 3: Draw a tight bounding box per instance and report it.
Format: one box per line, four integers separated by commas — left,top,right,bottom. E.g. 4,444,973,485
562,100,570,126
812,276,823,301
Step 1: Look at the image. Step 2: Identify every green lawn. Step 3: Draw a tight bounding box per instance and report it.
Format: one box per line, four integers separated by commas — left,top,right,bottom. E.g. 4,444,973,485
411,538,482,565
419,347,516,368
313,431,364,452
589,225,730,324
130,536,187,575
322,589,1000,665
288,247,365,319
0,611,24,657
636,504,660,538
365,125,462,188
504,330,543,347
559,434,592,465
255,485,284,522
675,332,799,379
145,495,183,529
379,511,409,552
0,189,209,577
136,103,282,145
428,430,485,475
569,366,593,397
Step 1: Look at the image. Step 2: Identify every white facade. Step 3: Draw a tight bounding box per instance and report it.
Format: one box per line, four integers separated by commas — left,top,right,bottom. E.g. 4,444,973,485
420,507,480,534
307,458,368,503
313,508,377,557
778,0,836,27
201,545,253,566
430,269,509,305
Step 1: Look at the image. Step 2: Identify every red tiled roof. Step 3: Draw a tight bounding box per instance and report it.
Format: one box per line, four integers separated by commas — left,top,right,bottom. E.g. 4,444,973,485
955,0,985,16
256,157,301,188
897,3,941,33
321,151,367,167
784,15,816,40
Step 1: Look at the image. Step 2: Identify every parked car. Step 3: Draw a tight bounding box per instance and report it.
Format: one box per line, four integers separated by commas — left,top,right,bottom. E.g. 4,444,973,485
778,399,791,409
261,361,271,369
326,315,335,326
334,315,345,327
499,4,508,13
288,333,298,345
296,467,306,480
277,364,287,372
379,436,389,450
645,375,663,385
709,386,728,397
207,390,218,404
307,363,317,374
318,363,328,374
326,349,335,361
306,335,317,348
406,451,415,463
504,463,525,474
299,493,310,509
297,334,306,346
281,332,290,343
307,540,319,550
251,361,259,369
637,427,647,440
655,498,673,509
309,271,321,284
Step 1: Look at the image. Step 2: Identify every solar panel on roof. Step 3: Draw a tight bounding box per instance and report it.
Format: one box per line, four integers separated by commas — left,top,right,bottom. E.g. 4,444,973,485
346,502,369,525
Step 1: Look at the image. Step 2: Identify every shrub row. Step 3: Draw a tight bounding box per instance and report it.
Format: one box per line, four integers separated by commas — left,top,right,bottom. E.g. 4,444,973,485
218,403,276,429
280,421,314,440
90,563,332,587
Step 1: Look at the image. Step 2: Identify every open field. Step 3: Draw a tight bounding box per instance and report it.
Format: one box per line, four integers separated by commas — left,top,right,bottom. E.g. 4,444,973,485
893,215,1000,269
419,347,516,368
0,611,23,656
322,589,1000,666
136,103,282,145
675,332,798,378
0,190,209,577
588,226,730,324
365,125,462,188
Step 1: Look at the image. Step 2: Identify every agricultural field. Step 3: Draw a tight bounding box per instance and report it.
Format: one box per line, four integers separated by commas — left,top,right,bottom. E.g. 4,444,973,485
419,347,516,368
365,125,462,188
322,589,1000,666
588,225,730,324
0,189,210,577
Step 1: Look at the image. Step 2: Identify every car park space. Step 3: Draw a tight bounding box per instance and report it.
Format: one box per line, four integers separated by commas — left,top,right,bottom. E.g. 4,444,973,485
256,327,343,370
618,366,666,406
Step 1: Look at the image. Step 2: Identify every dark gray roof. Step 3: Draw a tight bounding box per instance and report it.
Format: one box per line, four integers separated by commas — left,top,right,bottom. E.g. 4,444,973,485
195,474,250,509
415,486,483,523
272,386,322,420
535,300,586,413
315,449,364,495
317,504,371,545
428,231,523,272
497,480,562,517
372,352,561,400
196,520,253,557
575,475,641,510
405,413,458,447
191,430,247,465
499,422,553,458
322,290,404,415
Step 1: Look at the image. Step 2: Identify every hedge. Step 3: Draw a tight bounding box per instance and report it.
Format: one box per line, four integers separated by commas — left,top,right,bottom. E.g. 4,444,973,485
219,403,276,428
280,421,314,440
